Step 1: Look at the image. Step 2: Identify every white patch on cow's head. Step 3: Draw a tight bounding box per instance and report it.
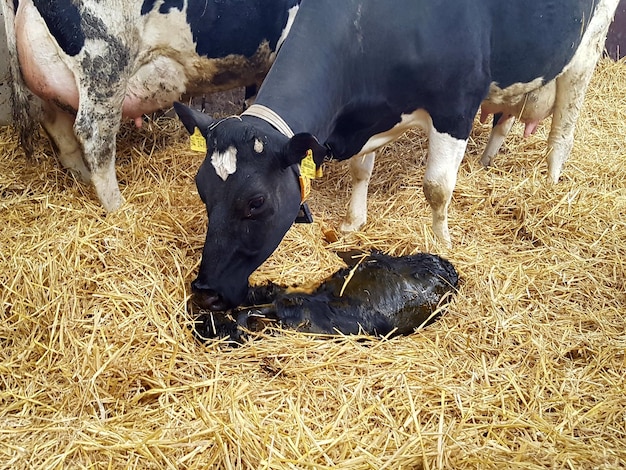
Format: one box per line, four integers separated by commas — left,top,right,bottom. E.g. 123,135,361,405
211,146,238,181
253,138,263,153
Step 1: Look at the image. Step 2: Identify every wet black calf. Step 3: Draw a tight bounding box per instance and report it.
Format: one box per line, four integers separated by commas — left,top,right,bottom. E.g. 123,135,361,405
191,251,459,343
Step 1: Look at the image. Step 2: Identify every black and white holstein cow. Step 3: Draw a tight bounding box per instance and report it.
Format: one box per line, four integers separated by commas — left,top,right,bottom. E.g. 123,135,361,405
1,0,300,211
175,0,619,311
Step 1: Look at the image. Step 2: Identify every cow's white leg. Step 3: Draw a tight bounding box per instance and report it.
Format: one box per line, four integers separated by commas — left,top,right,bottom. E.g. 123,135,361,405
423,128,467,246
74,105,124,212
40,103,91,182
547,73,593,183
547,0,619,182
340,151,375,232
480,115,515,167
42,99,123,211
546,87,577,182
89,155,121,211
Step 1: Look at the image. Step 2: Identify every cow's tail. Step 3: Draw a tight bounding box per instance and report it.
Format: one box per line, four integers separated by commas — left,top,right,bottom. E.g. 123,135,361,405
2,0,42,157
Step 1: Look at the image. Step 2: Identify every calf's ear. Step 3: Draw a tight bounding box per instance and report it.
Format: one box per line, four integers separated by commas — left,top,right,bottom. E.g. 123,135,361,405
173,102,215,135
282,133,328,168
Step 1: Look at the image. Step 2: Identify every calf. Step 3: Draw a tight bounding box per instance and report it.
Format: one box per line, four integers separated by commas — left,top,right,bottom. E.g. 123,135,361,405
175,0,619,310
192,251,459,343
1,0,299,210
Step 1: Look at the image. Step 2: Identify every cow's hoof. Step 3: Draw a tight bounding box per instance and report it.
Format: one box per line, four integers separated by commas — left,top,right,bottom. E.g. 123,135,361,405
67,167,92,184
97,189,124,212
480,154,494,167
91,172,124,212
339,219,365,233
432,224,452,248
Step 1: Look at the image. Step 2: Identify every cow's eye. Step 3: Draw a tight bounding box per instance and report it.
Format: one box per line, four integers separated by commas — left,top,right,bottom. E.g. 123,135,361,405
249,196,265,210
245,196,265,218
244,195,273,220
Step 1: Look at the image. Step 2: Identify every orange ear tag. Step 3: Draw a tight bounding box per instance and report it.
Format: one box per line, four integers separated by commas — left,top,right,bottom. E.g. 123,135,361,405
299,174,311,202
190,127,207,153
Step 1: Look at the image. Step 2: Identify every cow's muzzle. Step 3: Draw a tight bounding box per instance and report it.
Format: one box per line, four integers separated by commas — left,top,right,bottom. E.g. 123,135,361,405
190,282,231,312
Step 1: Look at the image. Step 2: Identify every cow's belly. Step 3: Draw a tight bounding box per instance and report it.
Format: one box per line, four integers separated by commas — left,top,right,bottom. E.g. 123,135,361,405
125,5,275,118
124,51,272,118
123,57,189,118
16,0,183,119
16,0,79,110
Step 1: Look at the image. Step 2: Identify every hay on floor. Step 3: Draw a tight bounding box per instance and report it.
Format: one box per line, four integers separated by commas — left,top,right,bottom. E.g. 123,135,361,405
0,58,625,469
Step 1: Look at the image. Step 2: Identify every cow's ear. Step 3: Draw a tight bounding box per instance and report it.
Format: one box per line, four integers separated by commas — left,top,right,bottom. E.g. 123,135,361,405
173,101,215,135
282,133,328,168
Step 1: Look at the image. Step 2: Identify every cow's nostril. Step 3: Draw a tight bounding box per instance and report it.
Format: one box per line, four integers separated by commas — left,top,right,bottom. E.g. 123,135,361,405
191,285,229,311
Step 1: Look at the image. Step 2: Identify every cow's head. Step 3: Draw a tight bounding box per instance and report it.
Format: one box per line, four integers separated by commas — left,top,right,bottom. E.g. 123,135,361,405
174,102,326,310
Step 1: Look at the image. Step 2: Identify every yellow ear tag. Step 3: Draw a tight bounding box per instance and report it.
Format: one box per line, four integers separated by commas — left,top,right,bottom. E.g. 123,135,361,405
300,149,317,179
298,149,323,202
190,127,207,153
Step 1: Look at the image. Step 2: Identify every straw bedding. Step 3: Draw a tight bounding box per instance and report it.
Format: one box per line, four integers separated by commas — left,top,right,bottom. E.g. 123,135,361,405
1,58,625,469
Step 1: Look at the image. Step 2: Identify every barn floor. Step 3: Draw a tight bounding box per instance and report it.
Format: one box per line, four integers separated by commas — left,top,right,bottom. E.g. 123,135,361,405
1,58,625,469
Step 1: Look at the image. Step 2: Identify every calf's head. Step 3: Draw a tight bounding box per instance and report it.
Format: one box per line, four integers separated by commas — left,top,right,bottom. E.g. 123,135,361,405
174,102,326,310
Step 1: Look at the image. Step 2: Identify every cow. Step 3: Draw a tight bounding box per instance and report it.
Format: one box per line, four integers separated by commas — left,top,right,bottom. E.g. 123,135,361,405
1,0,300,211
174,0,619,311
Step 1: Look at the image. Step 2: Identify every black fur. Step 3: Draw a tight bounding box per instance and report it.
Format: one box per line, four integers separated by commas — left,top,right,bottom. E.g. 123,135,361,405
191,252,459,344
33,0,85,56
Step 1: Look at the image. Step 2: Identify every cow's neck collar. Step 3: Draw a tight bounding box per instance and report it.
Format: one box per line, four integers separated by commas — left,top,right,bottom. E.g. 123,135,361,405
242,104,294,138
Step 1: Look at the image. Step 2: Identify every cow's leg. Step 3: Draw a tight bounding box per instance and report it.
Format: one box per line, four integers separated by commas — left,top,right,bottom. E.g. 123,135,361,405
547,74,592,183
42,97,123,211
340,152,376,232
480,113,515,167
423,128,467,246
2,0,42,158
40,102,91,182
73,102,124,211
546,0,618,182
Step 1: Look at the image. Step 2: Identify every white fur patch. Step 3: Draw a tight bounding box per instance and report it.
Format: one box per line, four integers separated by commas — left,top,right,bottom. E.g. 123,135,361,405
423,127,468,246
341,152,375,233
486,77,544,105
358,109,431,156
276,6,299,51
211,147,238,181
254,138,264,153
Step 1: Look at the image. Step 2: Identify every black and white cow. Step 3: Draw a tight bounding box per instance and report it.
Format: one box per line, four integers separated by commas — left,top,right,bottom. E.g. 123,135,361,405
1,0,299,211
175,0,618,310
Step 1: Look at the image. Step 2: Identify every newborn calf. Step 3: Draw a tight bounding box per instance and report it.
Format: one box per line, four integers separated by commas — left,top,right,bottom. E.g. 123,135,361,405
191,251,459,343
